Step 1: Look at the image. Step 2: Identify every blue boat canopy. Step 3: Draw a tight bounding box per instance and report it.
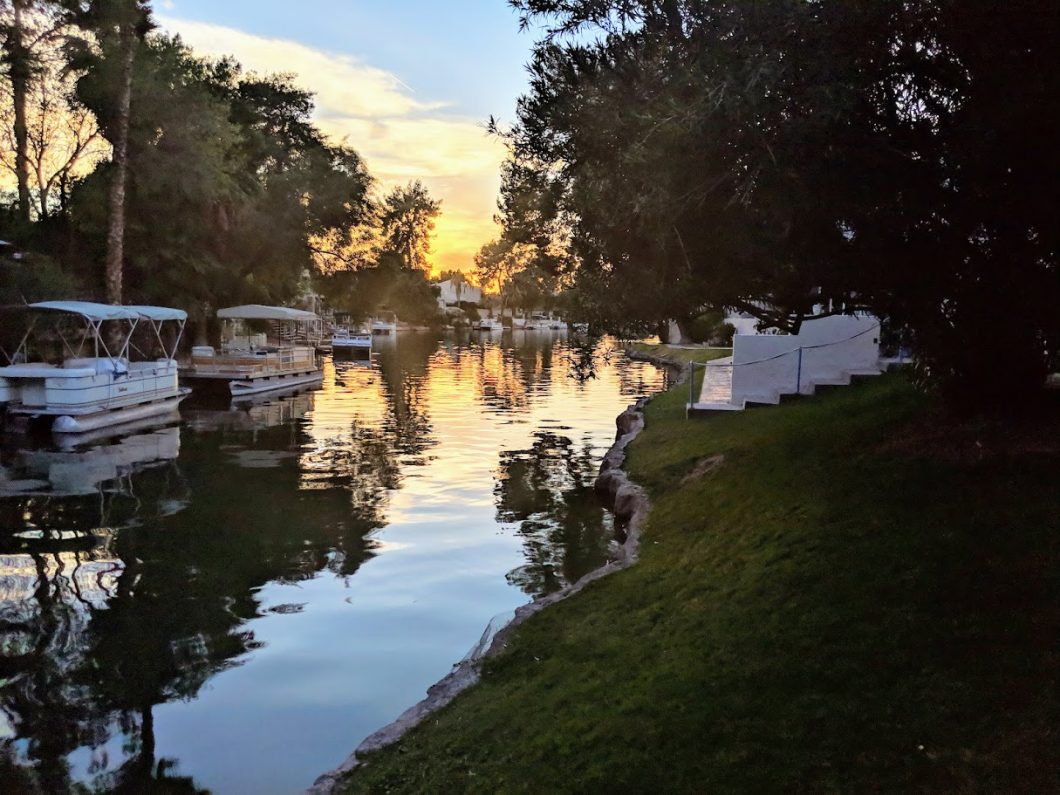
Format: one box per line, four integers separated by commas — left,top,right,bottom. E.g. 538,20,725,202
125,305,188,321
28,301,140,322
27,301,186,322
216,304,318,321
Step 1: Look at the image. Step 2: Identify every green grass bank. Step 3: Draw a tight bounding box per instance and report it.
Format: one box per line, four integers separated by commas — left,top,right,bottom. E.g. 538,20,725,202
341,372,1059,792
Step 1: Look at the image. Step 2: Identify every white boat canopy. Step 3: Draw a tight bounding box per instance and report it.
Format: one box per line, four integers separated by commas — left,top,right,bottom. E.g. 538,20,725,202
216,304,318,321
28,300,141,322
17,302,187,364
126,305,188,321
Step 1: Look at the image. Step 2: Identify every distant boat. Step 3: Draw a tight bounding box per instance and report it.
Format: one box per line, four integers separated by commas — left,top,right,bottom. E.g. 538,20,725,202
331,326,372,356
371,313,397,335
182,304,323,398
525,313,550,331
0,301,190,434
477,317,503,332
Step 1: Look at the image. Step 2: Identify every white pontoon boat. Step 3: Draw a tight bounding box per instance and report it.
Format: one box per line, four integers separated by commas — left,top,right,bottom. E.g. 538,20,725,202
183,304,323,397
331,326,372,356
370,312,397,335
477,317,504,332
524,313,550,331
0,301,190,434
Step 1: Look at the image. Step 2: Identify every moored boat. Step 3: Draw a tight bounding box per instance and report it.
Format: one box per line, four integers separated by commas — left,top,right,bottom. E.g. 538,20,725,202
0,302,190,434
331,326,372,356
370,312,397,335
524,313,550,331
182,304,324,398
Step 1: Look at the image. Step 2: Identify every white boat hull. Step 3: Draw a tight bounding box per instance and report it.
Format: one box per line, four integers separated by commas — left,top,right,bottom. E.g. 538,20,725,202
331,339,372,355
3,360,182,415
228,370,323,397
370,318,397,335
4,360,189,435
52,410,184,448
51,389,190,434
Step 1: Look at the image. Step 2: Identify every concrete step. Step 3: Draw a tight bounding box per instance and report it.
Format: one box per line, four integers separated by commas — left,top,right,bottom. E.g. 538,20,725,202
699,360,734,404
689,359,886,419
688,400,745,415
742,391,781,406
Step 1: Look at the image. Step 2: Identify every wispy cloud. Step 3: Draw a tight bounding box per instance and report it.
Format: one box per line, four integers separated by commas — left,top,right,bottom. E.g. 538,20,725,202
157,16,504,272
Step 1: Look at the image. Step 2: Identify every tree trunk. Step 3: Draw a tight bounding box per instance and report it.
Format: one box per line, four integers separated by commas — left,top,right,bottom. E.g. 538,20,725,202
37,160,48,219
9,0,32,224
104,22,136,305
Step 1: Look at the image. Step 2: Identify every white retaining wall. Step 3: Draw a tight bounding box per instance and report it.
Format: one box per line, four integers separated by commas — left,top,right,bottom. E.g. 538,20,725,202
730,315,880,404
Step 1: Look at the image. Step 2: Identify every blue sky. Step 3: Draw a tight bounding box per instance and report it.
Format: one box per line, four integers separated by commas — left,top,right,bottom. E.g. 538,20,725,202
156,1,540,271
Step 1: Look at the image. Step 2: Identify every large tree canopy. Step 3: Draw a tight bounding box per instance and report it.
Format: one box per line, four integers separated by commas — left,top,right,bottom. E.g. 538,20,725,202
2,29,375,331
379,179,441,272
0,5,386,334
499,0,1058,406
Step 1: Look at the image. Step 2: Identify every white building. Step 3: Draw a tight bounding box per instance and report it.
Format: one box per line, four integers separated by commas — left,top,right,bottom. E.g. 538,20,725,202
434,278,482,309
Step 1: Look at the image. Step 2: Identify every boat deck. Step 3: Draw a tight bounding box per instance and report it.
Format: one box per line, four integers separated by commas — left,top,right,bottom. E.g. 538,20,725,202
184,347,318,381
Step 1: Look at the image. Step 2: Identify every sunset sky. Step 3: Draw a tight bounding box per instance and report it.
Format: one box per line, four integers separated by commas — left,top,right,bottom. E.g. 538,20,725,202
156,1,537,275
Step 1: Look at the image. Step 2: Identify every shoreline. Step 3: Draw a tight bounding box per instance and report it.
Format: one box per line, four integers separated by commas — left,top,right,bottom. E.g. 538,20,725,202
308,357,670,793
310,371,1059,792
622,345,689,374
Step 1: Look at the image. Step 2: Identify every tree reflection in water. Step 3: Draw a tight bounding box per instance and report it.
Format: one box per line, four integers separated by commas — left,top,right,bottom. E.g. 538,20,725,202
372,332,437,462
0,333,668,791
0,402,391,791
496,431,616,595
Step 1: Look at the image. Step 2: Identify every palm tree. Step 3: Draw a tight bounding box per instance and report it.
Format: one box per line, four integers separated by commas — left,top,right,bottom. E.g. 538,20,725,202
102,4,136,303
63,0,152,303
2,0,36,224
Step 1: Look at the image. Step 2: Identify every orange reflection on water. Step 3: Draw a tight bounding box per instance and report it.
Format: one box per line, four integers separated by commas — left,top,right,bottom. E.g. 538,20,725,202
297,333,667,537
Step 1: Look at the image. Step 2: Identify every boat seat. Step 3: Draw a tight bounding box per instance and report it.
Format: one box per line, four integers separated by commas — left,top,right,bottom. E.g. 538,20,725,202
63,357,129,375
0,363,98,379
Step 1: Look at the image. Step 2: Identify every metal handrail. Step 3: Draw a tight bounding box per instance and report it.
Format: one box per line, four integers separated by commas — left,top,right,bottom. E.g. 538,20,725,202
686,323,881,409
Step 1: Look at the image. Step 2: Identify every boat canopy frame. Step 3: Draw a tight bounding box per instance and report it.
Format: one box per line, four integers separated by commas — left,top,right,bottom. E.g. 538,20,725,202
6,301,187,366
215,304,321,351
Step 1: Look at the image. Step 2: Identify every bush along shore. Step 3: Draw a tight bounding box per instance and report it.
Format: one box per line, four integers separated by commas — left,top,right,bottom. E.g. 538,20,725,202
332,369,1059,793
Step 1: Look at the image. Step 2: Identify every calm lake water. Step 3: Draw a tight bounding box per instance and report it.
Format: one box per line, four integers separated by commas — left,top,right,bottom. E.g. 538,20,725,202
0,332,667,794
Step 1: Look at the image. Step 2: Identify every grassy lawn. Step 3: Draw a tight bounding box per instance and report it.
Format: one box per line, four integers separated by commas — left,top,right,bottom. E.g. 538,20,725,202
341,374,1059,793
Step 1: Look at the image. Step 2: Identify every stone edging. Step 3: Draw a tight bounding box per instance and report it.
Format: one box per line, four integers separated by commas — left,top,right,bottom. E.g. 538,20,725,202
623,347,686,373
308,375,663,793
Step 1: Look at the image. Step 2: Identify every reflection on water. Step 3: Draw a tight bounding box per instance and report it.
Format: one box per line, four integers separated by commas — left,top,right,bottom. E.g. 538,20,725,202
0,332,667,793
497,432,612,595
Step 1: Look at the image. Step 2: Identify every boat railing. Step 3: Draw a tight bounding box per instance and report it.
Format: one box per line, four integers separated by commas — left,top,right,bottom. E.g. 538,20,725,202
191,346,315,377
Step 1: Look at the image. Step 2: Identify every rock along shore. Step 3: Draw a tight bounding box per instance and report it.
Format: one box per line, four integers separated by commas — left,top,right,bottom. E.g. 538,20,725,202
308,353,674,794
